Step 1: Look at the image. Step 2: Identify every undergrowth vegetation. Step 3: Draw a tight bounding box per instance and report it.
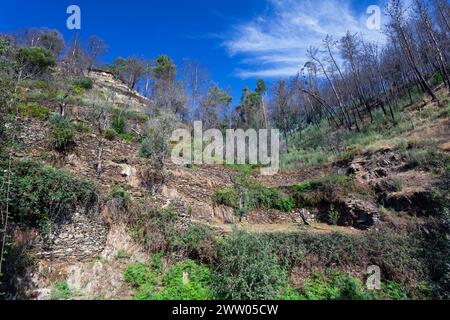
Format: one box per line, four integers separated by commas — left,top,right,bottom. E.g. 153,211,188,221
123,197,446,300
212,168,295,216
0,160,97,232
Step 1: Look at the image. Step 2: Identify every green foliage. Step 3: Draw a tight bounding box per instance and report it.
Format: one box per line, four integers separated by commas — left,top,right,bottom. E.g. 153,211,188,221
153,55,177,82
32,80,50,90
376,281,409,300
16,47,56,76
246,184,294,212
157,260,214,300
124,263,158,300
0,160,97,230
128,205,217,262
212,188,239,208
401,148,449,173
18,103,50,120
281,148,329,169
73,77,93,90
151,252,164,273
139,135,154,159
278,286,302,300
212,174,294,213
432,70,444,86
289,174,356,208
51,281,72,300
213,231,291,300
111,113,127,134
124,263,156,288
73,121,91,133
302,272,370,300
49,114,75,151
124,259,214,301
328,205,340,226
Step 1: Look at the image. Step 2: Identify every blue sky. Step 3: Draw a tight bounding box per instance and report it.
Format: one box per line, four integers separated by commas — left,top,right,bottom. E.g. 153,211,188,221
0,0,387,104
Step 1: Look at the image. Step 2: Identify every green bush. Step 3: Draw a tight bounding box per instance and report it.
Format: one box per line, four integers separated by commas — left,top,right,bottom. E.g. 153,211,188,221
73,122,91,133
51,281,72,300
124,263,158,300
213,231,291,300
302,272,370,300
157,260,214,300
0,160,97,231
151,252,164,273
139,135,153,159
73,77,93,90
432,70,444,86
111,114,126,134
18,103,50,120
212,179,294,213
124,263,156,288
118,132,135,143
289,174,356,208
16,47,55,76
124,259,214,300
402,148,449,173
49,114,75,151
212,188,239,208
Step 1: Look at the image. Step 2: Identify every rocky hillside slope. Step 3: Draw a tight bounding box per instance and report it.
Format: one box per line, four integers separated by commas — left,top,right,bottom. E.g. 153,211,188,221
2,74,449,300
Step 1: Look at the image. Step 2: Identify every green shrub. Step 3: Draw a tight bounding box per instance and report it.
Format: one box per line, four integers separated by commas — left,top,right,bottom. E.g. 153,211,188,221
49,114,75,151
31,80,50,90
139,135,153,159
289,175,356,208
328,205,340,225
402,148,449,173
246,184,294,212
281,148,329,169
377,281,409,300
302,272,370,300
213,179,294,213
151,252,164,273
124,263,156,288
213,231,291,300
212,188,239,208
16,47,55,76
0,160,97,231
174,225,218,262
432,70,444,86
73,122,91,133
124,263,158,300
157,260,214,300
18,103,50,120
118,132,134,143
73,77,93,90
51,281,72,300
111,114,126,134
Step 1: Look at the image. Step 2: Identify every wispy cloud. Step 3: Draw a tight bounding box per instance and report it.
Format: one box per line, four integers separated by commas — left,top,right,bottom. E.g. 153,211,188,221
223,0,386,79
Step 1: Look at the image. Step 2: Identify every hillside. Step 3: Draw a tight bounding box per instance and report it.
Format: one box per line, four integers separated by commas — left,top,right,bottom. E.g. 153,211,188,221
1,67,449,300
1,0,450,301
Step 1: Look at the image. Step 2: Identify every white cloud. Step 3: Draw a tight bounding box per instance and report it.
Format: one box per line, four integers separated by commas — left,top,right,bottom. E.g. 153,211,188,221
223,0,387,79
